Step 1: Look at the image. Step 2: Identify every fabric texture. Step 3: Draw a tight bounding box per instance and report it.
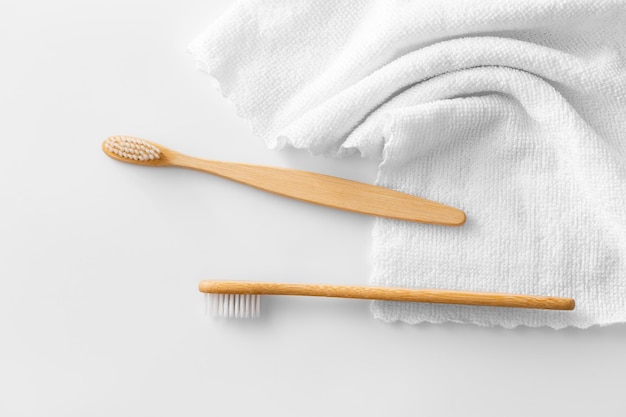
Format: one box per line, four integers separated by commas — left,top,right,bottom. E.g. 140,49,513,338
188,0,626,328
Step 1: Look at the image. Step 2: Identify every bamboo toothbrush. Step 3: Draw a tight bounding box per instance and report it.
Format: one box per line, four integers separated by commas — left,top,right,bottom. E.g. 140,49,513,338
198,280,575,319
101,135,465,226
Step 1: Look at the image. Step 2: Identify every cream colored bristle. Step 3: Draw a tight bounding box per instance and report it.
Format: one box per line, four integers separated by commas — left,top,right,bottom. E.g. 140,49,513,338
104,136,161,161
206,293,261,319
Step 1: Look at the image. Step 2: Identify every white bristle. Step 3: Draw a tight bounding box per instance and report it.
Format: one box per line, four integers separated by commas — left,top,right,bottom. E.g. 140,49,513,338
205,293,261,319
104,136,162,161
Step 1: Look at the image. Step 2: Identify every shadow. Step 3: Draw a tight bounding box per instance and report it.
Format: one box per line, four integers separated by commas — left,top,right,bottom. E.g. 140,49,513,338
278,146,379,184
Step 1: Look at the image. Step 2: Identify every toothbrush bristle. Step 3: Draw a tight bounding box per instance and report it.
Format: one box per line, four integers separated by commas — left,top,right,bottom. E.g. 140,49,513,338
104,136,162,162
206,293,261,319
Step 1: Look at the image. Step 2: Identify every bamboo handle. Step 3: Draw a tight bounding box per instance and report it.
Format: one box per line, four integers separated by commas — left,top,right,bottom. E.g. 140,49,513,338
174,155,466,226
198,281,575,310
102,136,465,226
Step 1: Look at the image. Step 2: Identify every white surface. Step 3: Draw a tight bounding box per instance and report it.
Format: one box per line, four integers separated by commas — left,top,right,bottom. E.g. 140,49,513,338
1,1,625,416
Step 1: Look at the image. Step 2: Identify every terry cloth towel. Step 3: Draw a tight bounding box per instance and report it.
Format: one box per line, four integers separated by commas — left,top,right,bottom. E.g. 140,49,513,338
188,0,626,328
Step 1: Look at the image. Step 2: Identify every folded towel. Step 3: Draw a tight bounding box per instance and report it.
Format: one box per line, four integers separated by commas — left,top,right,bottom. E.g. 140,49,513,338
188,0,626,328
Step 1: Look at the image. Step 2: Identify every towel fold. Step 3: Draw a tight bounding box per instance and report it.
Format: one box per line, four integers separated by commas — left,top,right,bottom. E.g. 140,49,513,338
189,0,626,328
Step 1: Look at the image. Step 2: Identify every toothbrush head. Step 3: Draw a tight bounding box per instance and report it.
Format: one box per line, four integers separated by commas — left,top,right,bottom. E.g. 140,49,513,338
205,293,261,319
102,135,165,165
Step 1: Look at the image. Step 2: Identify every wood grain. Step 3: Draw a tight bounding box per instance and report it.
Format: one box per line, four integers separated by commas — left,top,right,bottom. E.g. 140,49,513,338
102,137,466,226
198,280,575,310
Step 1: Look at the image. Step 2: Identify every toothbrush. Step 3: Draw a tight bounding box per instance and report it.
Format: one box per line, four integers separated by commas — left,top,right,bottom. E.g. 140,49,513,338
198,280,576,318
101,135,466,226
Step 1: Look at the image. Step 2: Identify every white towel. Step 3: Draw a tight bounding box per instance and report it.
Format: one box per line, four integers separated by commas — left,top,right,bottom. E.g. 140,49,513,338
188,0,626,328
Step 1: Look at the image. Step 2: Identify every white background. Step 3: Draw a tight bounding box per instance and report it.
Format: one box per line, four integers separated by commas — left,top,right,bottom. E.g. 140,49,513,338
2,1,625,416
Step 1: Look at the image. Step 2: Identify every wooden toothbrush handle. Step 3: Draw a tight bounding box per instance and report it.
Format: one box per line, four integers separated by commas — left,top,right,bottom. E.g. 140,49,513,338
176,156,465,226
198,281,575,310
